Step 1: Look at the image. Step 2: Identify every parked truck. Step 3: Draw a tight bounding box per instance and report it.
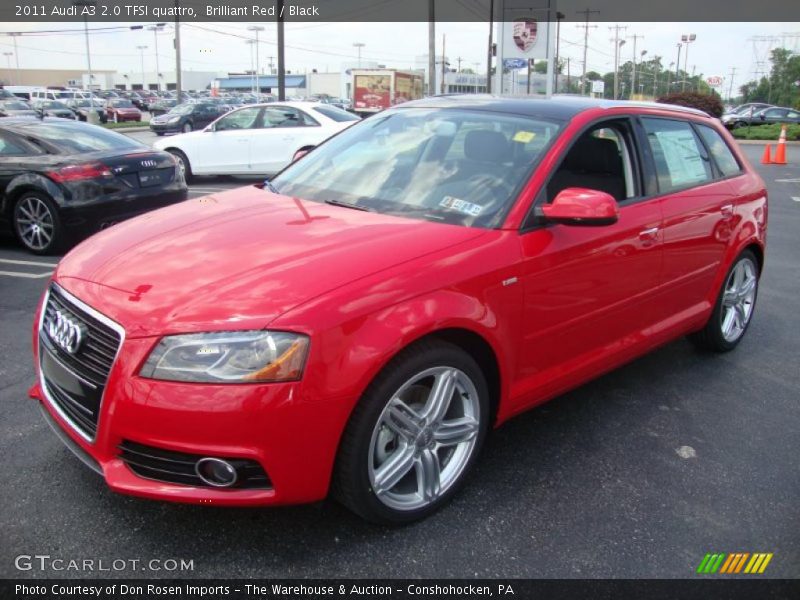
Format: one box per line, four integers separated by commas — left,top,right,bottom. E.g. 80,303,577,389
351,69,424,116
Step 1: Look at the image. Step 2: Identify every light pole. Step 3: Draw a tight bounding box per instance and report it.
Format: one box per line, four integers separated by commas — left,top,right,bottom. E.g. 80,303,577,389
247,26,265,97
147,24,166,92
2,52,12,83
136,45,148,91
353,42,365,68
245,40,256,94
8,33,20,85
675,43,682,88
614,39,626,100
72,0,98,122
473,62,481,93
680,34,695,92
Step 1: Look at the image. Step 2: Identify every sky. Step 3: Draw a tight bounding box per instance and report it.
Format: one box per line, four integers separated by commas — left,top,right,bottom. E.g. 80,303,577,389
1,21,798,94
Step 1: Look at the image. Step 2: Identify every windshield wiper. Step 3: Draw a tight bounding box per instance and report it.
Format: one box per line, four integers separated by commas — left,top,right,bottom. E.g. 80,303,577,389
324,199,371,212
262,179,280,194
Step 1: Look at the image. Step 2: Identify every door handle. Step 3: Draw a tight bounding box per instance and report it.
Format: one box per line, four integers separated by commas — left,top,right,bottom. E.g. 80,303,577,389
639,226,659,240
720,204,734,219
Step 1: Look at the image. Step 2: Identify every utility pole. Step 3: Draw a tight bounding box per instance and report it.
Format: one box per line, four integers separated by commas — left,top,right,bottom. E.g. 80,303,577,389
429,0,436,96
136,45,148,90
441,34,446,94
277,0,286,100
609,24,626,100
486,0,493,94
456,56,462,72
628,33,643,99
554,11,564,93
8,33,20,85
353,42,365,68
576,8,599,95
566,57,571,91
727,66,737,102
174,0,182,99
147,24,165,92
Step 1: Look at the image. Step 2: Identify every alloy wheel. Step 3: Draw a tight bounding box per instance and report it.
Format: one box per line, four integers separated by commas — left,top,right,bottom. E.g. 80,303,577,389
368,366,481,511
15,196,55,251
720,257,757,343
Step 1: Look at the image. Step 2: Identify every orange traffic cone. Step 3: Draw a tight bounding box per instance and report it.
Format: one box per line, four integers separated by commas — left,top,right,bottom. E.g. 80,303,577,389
772,125,788,165
761,144,773,164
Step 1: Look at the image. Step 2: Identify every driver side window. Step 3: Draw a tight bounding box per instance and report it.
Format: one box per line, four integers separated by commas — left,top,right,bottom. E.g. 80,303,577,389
546,123,636,203
215,107,262,131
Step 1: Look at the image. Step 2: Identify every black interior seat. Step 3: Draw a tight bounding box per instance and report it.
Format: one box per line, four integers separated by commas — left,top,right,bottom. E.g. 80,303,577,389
547,135,626,201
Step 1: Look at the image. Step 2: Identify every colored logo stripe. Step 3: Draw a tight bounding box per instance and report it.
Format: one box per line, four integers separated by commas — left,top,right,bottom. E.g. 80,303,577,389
697,553,773,574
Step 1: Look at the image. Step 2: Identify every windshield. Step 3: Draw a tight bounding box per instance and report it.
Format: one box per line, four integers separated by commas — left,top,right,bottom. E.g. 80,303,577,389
74,99,104,107
23,122,144,154
271,107,562,228
169,103,195,115
44,101,70,109
3,101,30,110
111,99,134,108
312,105,360,122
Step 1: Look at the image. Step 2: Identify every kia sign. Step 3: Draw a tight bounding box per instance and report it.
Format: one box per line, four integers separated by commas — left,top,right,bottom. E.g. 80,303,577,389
706,76,724,88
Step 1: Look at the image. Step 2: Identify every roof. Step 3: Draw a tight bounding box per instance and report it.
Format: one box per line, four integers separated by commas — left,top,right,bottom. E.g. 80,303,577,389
397,94,711,120
215,75,307,89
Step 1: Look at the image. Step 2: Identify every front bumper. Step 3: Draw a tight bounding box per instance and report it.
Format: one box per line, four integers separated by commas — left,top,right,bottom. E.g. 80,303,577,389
149,121,182,133
30,294,347,506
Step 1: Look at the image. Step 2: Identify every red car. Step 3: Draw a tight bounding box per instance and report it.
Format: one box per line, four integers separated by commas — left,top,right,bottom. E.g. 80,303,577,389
30,97,767,524
105,98,142,122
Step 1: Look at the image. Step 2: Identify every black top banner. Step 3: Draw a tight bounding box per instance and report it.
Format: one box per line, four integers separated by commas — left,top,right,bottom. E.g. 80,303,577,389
1,0,799,23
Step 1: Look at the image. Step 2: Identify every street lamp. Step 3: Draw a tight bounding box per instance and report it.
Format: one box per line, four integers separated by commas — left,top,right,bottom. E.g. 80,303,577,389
614,39,626,99
2,52,12,82
146,24,166,92
680,34,696,92
245,40,256,94
353,42,365,68
72,0,98,123
136,45,148,91
247,26,265,97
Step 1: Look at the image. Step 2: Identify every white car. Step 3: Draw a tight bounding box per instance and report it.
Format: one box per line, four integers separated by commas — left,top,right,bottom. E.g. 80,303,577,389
153,101,360,178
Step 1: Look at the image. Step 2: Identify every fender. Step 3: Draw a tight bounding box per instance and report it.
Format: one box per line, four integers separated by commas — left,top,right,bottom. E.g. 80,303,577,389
3,172,66,215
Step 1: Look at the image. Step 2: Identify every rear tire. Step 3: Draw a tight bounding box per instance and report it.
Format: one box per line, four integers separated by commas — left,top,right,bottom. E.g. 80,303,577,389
182,122,192,133
689,249,759,352
333,340,489,524
168,149,194,183
12,192,65,255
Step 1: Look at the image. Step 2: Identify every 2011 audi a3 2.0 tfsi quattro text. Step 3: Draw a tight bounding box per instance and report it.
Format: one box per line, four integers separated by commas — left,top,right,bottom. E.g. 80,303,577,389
29,96,767,524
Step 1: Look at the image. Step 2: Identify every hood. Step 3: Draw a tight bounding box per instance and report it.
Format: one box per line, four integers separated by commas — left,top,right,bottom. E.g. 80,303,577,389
55,189,485,338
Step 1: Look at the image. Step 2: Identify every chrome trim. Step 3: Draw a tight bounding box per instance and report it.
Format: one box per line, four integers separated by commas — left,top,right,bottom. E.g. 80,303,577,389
40,342,99,390
37,283,126,444
195,457,238,488
38,402,103,476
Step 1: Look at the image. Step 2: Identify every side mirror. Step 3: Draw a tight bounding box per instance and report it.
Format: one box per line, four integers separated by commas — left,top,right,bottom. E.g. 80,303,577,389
539,188,619,226
292,147,314,162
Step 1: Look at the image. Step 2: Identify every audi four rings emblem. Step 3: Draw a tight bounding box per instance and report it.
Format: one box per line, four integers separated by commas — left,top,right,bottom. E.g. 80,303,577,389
47,310,85,354
140,160,157,168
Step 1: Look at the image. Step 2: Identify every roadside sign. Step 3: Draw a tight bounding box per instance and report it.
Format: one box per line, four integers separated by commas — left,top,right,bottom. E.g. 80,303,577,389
591,80,605,94
706,76,724,87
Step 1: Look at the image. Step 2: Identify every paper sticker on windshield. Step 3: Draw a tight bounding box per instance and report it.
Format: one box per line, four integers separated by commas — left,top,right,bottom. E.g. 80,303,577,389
440,196,483,216
513,131,536,143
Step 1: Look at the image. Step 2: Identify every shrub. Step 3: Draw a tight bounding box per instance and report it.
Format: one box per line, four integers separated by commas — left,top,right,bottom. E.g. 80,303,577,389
730,123,800,141
656,92,724,118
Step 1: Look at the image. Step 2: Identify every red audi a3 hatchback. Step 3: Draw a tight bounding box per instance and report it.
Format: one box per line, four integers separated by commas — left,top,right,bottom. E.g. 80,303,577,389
30,96,767,523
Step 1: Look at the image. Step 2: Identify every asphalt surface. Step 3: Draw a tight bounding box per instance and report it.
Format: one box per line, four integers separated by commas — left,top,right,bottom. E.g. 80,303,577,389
0,142,798,579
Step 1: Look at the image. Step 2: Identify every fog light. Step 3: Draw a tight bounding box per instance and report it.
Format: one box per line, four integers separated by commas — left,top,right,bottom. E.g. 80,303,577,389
195,457,238,487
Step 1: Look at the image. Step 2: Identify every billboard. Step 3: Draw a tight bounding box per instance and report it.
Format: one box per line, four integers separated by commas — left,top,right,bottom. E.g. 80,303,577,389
353,74,390,110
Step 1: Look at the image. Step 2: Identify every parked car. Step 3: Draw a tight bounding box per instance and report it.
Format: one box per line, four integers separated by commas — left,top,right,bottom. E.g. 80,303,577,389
67,98,109,123
153,102,360,178
32,100,77,120
148,98,177,117
148,102,228,135
0,118,187,254
0,99,37,117
30,97,766,523
723,102,772,117
723,105,800,129
105,99,142,123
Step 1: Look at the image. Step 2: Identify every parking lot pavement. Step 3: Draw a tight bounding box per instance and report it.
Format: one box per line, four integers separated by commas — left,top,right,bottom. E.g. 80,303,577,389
0,145,798,579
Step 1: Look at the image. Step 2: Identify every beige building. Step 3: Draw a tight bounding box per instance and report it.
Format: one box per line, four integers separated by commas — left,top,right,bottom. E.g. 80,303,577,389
0,68,116,88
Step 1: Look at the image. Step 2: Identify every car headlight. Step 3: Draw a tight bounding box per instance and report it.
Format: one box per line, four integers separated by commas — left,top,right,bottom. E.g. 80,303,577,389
167,116,180,123
140,331,309,383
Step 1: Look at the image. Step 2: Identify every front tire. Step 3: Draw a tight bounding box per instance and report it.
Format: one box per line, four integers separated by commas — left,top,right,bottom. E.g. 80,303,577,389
689,249,759,352
182,122,192,133
12,192,65,255
333,340,489,524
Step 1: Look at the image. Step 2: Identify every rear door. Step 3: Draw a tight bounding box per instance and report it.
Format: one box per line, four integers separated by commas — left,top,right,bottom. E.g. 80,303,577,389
638,116,739,326
249,106,322,174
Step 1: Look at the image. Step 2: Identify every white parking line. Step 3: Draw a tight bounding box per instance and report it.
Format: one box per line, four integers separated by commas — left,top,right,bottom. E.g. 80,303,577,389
0,270,52,279
0,258,58,268
775,178,800,183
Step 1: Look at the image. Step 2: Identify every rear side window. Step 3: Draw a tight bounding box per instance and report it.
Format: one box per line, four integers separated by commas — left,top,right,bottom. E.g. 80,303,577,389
696,124,742,177
641,118,712,193
0,133,29,156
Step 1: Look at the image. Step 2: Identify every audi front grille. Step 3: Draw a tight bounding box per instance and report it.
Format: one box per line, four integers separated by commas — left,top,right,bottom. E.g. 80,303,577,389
38,284,124,441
